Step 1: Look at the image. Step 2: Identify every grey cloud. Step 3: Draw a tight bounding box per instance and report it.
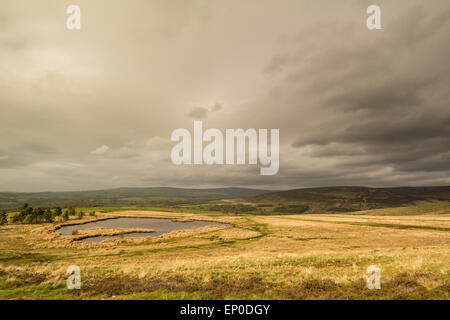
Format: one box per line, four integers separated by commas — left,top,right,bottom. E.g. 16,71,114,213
0,37,29,51
1,0,450,191
265,54,293,74
90,145,110,155
187,103,223,119
187,107,209,119
273,2,450,187
211,103,223,112
388,6,450,47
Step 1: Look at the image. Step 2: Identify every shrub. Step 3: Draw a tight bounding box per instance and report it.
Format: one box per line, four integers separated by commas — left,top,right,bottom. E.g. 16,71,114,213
18,203,29,211
12,213,22,223
274,205,310,214
54,207,63,216
209,204,256,213
326,207,357,212
43,210,54,223
68,208,76,216
0,211,7,225
23,215,34,224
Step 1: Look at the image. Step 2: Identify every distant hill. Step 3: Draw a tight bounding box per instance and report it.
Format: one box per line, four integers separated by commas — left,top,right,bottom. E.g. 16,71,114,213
0,187,273,210
235,186,450,214
3,185,449,214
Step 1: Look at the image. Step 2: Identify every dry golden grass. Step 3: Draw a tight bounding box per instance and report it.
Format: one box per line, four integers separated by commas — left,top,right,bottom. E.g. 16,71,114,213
0,205,449,300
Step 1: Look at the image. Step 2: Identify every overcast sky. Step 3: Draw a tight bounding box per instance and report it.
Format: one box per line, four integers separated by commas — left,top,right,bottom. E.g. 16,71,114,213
1,0,449,192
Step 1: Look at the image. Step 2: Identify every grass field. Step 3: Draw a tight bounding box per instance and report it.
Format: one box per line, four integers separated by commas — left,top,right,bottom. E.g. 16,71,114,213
0,202,449,300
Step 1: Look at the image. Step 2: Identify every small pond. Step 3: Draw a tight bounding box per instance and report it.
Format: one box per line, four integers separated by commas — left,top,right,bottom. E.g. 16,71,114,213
57,217,229,242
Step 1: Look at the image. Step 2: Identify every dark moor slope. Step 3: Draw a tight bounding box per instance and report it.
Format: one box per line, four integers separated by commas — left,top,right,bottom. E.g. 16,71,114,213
240,186,450,212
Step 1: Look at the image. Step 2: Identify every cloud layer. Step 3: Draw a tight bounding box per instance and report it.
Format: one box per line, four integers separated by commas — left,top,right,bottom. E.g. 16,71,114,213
0,0,449,191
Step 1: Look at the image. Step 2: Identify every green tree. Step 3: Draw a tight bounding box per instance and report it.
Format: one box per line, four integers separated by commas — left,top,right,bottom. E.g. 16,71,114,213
54,207,62,216
14,206,33,223
23,214,34,224
0,211,7,225
12,213,22,223
18,203,29,211
68,208,76,216
43,209,53,223
30,208,45,223
62,210,69,222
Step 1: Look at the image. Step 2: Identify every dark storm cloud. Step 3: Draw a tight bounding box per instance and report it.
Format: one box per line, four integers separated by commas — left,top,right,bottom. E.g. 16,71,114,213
276,4,450,185
1,0,450,191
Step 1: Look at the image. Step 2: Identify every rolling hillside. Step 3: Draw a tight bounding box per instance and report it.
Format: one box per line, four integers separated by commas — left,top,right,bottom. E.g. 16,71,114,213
235,186,450,214
2,185,449,214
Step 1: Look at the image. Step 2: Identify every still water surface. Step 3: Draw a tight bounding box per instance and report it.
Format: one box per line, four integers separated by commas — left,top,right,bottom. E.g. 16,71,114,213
57,217,228,242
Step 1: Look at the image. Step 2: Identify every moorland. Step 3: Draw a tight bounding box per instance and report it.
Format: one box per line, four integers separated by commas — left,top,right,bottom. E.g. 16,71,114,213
0,186,449,300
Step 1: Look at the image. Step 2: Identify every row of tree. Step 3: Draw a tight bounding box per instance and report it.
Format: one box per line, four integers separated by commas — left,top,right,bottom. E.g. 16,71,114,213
2,203,96,225
0,211,7,225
